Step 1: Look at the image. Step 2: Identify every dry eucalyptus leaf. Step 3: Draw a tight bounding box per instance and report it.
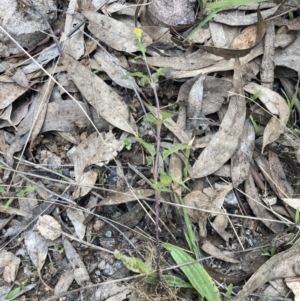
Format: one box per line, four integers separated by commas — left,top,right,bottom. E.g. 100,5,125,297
24,229,48,272
145,51,216,71
190,59,246,178
62,0,84,59
63,238,90,285
0,82,28,110
201,239,239,264
100,189,154,206
10,68,29,88
243,82,289,151
0,250,21,283
235,237,300,300
83,10,152,53
94,49,139,90
231,120,255,187
274,16,300,31
37,215,62,240
67,208,86,240
62,54,137,135
213,5,279,26
244,173,285,233
73,131,124,174
29,79,55,151
269,151,294,198
281,198,300,210
195,8,267,58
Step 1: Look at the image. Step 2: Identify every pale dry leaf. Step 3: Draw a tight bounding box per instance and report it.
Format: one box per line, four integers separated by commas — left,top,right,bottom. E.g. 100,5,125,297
231,120,255,187
235,237,300,300
62,0,85,59
274,16,300,31
210,214,232,242
24,229,48,272
62,54,137,135
0,82,28,110
73,169,98,199
37,215,62,240
213,5,279,26
186,74,205,131
83,10,152,53
66,208,86,240
244,173,285,233
210,21,226,47
281,198,300,210
190,59,246,178
0,250,21,283
145,51,216,71
63,238,90,285
10,68,29,88
30,79,55,150
94,49,139,90
286,278,300,301
244,82,290,151
0,205,30,217
0,104,17,130
201,239,239,263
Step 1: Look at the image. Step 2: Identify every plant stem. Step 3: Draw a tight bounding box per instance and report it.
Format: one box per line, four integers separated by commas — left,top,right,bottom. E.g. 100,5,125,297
143,52,162,280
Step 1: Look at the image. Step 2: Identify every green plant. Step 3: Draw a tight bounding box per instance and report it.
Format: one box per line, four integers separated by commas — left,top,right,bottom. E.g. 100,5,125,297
4,186,35,209
261,246,276,257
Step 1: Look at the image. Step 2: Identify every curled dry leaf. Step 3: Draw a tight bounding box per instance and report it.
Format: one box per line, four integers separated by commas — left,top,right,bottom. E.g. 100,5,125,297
235,237,300,300
190,59,246,178
37,215,62,240
83,10,152,53
244,82,289,151
62,54,137,135
66,208,86,240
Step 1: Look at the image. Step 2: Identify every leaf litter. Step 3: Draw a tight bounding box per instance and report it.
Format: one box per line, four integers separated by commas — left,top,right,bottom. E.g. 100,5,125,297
0,0,300,300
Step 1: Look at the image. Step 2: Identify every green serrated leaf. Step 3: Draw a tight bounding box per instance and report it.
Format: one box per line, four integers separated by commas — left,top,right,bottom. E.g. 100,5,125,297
114,250,153,273
5,287,21,300
134,137,156,157
162,144,190,160
163,243,221,301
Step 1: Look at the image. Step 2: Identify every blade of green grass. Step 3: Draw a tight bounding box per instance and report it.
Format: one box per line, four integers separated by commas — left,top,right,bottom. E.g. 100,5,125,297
163,243,221,301
206,0,267,9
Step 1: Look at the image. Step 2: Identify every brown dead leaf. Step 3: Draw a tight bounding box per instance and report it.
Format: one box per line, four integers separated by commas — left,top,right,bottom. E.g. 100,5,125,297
190,59,246,178
235,237,300,300
66,208,86,240
244,82,290,151
62,54,137,135
0,82,28,110
231,25,257,50
231,120,255,187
